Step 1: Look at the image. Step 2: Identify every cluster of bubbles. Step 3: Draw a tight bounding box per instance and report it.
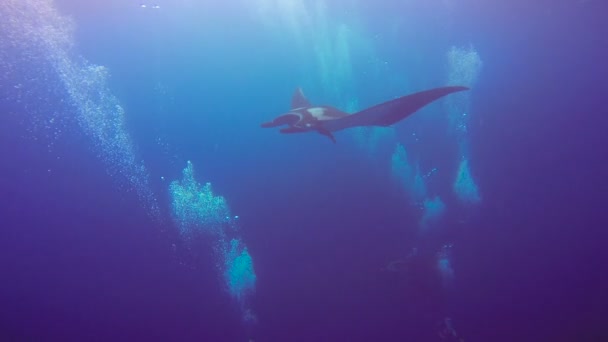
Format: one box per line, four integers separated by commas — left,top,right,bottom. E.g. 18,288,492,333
1,0,258,329
447,45,483,89
0,0,160,218
446,45,482,145
169,160,230,236
170,161,257,323
436,244,455,287
454,157,481,204
66,65,161,217
2,0,258,328
420,196,447,230
0,0,74,147
391,144,447,231
139,4,161,9
446,45,483,205
221,238,257,304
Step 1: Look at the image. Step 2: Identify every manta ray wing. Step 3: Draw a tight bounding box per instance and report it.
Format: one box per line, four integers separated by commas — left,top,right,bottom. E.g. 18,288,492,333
322,86,469,132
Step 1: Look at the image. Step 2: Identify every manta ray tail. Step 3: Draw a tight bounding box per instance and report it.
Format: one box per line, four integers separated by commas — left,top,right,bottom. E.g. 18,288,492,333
280,126,337,143
317,127,336,143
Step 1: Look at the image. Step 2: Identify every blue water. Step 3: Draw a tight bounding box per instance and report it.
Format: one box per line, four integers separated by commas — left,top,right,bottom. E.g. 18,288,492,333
1,0,607,341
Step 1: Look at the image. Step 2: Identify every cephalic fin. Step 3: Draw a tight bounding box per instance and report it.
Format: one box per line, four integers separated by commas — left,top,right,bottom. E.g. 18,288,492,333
261,113,299,128
291,87,311,109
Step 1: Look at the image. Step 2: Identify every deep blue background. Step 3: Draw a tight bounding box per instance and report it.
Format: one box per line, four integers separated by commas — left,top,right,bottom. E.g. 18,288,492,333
1,0,607,341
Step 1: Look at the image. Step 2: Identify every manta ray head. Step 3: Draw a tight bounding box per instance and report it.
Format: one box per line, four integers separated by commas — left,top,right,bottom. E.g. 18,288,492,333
261,88,340,134
260,108,319,132
260,88,351,143
260,112,301,128
261,106,343,143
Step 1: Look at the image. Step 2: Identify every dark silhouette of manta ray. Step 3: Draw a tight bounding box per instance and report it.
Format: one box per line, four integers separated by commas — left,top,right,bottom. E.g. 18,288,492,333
261,86,469,143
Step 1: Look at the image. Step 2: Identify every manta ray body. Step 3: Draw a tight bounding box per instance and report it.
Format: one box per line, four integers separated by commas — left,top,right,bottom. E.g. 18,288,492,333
261,86,469,142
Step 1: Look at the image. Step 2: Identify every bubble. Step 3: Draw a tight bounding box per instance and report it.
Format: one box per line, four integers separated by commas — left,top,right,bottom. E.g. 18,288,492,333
446,45,482,140
447,45,483,88
446,46,483,205
221,238,257,302
436,244,455,287
169,161,230,237
0,0,160,219
169,161,257,323
419,196,446,230
453,158,481,204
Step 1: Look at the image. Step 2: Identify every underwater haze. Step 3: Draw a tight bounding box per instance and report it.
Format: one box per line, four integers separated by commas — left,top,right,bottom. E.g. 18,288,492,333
1,0,607,341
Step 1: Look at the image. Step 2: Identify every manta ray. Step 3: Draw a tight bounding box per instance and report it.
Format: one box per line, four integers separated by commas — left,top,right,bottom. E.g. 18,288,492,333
261,86,469,142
